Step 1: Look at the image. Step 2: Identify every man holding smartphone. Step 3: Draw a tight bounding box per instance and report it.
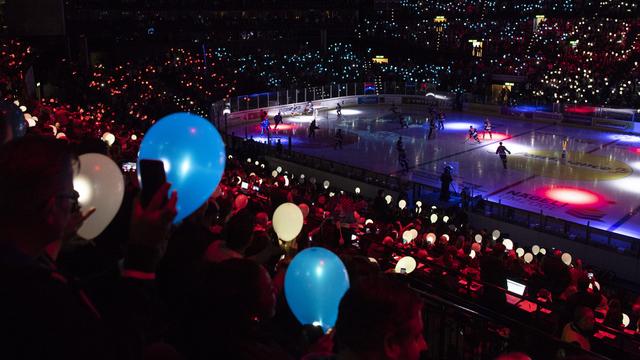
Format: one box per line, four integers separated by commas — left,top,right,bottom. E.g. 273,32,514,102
0,136,178,359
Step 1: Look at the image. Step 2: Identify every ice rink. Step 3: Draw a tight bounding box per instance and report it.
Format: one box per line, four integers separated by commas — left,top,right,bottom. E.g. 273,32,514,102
233,104,640,240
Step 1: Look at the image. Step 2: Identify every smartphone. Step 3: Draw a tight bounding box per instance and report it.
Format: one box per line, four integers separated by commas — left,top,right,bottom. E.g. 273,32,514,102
121,161,137,172
139,159,167,207
241,181,249,190
351,234,357,241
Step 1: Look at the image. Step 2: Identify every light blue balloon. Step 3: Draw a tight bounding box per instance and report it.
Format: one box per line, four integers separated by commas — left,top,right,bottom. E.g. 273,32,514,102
284,247,350,332
138,112,225,223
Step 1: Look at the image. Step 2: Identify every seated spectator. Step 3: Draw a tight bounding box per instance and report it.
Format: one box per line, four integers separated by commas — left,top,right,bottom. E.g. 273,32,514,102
185,258,288,360
564,275,602,324
333,275,427,360
603,298,623,329
561,306,595,351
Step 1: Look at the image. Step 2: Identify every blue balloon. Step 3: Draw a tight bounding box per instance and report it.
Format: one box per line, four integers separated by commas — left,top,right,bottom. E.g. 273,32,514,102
284,247,350,332
138,112,225,223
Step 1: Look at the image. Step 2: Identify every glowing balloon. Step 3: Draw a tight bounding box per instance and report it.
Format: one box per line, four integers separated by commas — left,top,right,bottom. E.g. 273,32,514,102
323,180,330,189
75,153,124,240
402,231,413,244
443,215,449,223
532,245,540,255
409,229,418,240
426,233,436,244
398,199,407,209
492,229,501,240
276,166,283,173
539,248,547,255
285,247,349,332
623,313,630,328
561,252,572,266
395,256,417,274
416,201,422,208
469,249,476,259
474,234,482,243
516,248,525,258
385,195,392,204
430,214,438,223
102,132,116,146
524,253,533,263
355,187,361,194
365,219,373,225
138,113,226,223
273,202,304,242
503,239,513,250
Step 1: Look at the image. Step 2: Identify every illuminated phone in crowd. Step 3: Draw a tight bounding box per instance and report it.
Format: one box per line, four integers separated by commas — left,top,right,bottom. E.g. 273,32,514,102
121,161,137,172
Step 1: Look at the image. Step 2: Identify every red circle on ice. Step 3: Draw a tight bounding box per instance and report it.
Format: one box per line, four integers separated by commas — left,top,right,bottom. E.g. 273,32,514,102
541,186,602,206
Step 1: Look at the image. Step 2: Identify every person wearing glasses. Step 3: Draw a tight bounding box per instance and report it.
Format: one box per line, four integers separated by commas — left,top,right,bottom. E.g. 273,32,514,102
0,136,177,359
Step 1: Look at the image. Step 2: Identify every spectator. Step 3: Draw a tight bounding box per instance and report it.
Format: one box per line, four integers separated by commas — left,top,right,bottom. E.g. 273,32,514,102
561,306,595,351
333,275,427,360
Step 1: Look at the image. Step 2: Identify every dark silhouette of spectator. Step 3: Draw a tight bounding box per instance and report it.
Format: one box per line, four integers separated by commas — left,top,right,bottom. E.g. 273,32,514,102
333,275,427,360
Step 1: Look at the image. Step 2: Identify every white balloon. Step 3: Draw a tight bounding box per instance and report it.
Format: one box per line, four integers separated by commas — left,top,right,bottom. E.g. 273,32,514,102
75,153,125,240
395,256,417,274
524,253,533,263
402,230,413,244
430,214,438,223
469,249,476,259
409,229,418,240
323,180,330,189
532,245,540,255
272,202,304,242
539,248,547,255
474,234,482,243
425,233,436,244
101,132,115,146
398,199,407,209
503,239,513,250
492,229,501,240
561,252,572,266
516,248,525,258
385,195,392,204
